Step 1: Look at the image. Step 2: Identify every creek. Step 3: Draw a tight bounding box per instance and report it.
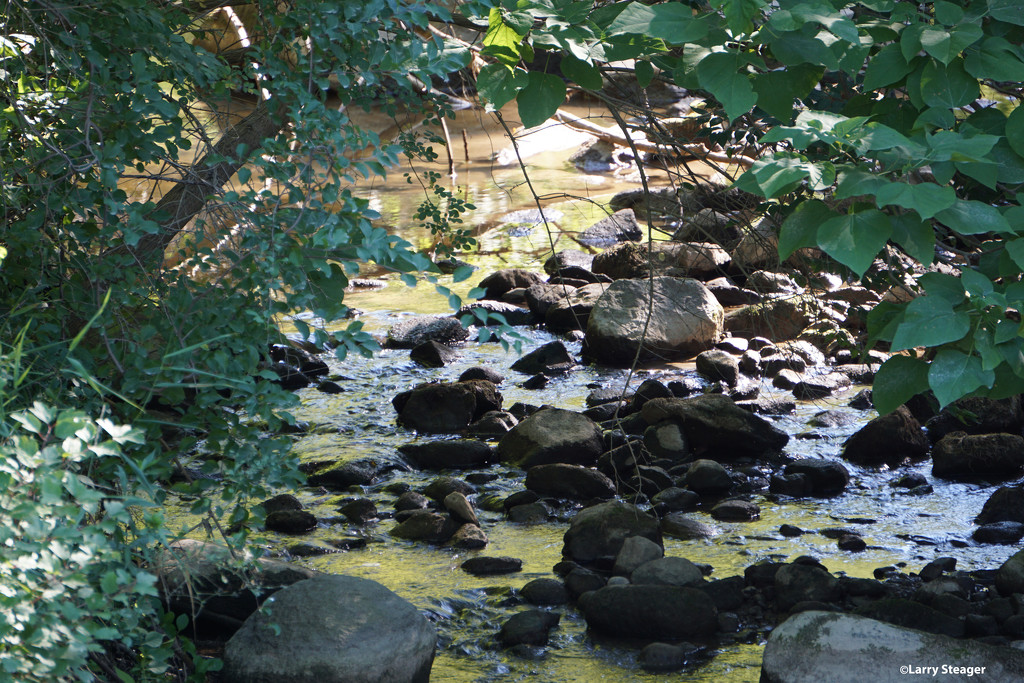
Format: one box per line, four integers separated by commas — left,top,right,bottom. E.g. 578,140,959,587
170,103,1020,681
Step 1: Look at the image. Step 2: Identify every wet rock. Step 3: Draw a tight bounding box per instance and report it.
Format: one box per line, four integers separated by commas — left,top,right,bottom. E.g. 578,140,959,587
707,279,763,306
508,501,552,523
409,340,460,367
807,410,858,428
265,363,312,390
842,406,928,468
498,610,561,647
422,476,475,502
467,410,518,437
775,563,839,611
650,487,700,515
613,536,665,576
780,524,804,537
477,268,546,300
672,207,740,246
525,463,616,500
565,567,608,599
761,611,1024,683
976,485,1024,525
626,379,674,413
700,576,745,611
640,394,790,459
591,240,727,280
578,208,642,246
974,521,1024,545
461,556,523,576
631,557,705,587
925,396,1023,443
792,373,851,400
386,315,469,348
390,510,455,543
995,547,1024,596
919,558,957,582
562,501,662,566
782,459,850,496
285,543,336,557
510,340,575,375
524,282,573,320
317,380,344,394
394,380,502,434
582,277,724,366
770,473,812,497
394,491,430,512
338,499,377,525
725,296,830,341
681,459,733,495
890,472,928,489
660,513,717,540
638,642,702,672
695,348,740,385
221,575,436,683
459,299,533,327
520,578,570,606
448,523,488,549
497,407,605,469
544,249,595,275
307,460,380,490
772,369,801,389
443,492,479,526
837,534,867,552
710,499,760,522
259,493,303,515
545,283,607,333
578,585,718,639
855,598,964,638
931,432,1024,481
398,439,495,470
458,366,505,384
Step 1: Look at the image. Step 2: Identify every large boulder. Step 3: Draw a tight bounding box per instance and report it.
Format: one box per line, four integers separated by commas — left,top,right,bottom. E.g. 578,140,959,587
931,432,1024,481
774,563,840,611
578,585,718,639
497,407,604,468
724,296,836,341
996,547,1024,595
221,575,436,683
582,277,724,367
761,611,1024,683
640,394,789,459
393,380,502,434
578,208,642,246
545,283,608,333
563,501,662,566
592,241,729,280
842,406,928,467
782,459,850,496
977,485,1024,525
510,340,575,375
925,396,1023,443
525,463,616,500
477,268,546,300
154,539,317,640
386,315,469,348
397,440,495,470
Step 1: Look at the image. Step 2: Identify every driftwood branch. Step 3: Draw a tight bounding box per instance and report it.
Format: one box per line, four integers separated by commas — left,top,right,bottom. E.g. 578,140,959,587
551,109,757,169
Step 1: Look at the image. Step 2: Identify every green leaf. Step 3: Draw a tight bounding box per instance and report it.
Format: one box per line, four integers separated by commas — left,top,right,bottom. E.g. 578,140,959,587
1004,237,1024,270
889,212,935,265
873,181,956,219
735,154,812,198
919,271,967,305
697,51,757,122
483,7,524,67
996,317,1022,344
834,166,886,199
751,65,823,121
713,0,764,35
769,28,839,70
516,72,566,128
988,0,1024,25
964,37,1024,82
608,3,711,43
891,295,971,351
920,58,980,110
816,209,892,277
960,267,994,298
635,60,654,88
1007,106,1024,159
477,64,527,110
55,411,90,439
559,55,602,90
778,199,834,259
919,24,983,65
862,43,914,90
929,349,995,408
935,199,1013,236
872,355,931,414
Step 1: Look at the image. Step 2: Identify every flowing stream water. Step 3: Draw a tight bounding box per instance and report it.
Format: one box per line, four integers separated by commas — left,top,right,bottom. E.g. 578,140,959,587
167,103,1021,681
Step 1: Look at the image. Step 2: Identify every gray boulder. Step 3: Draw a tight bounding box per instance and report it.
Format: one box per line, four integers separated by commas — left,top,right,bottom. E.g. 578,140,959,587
782,459,850,496
397,439,495,470
525,463,616,500
681,459,733,494
578,208,642,246
843,406,928,467
774,563,840,611
996,547,1024,595
695,348,740,385
582,277,724,367
931,432,1024,481
221,575,436,683
631,556,705,587
386,315,469,349
510,340,575,375
613,536,664,576
761,610,1024,683
563,501,662,566
393,380,502,434
578,585,718,639
497,407,604,469
477,268,546,300
545,283,607,333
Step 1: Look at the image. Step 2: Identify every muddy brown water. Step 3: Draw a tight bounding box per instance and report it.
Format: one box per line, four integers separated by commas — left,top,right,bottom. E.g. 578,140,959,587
164,104,1021,682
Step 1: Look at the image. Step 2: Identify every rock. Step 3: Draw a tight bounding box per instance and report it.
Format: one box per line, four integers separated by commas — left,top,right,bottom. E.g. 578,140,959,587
660,513,718,540
307,459,380,490
578,585,718,639
837,534,867,552
725,296,832,341
498,610,561,647
681,459,733,494
931,432,1024,480
508,501,552,523
544,249,595,275
631,557,704,587
761,610,1024,683
591,240,728,280
780,524,805,537
746,269,802,294
626,378,674,413
458,366,504,384
525,282,574,319
842,406,928,467
976,485,1024,525
640,394,790,459
443,492,479,526
525,463,616,500
154,539,316,640
477,268,546,300
339,499,378,525
221,575,436,683
782,459,850,496
578,208,642,246
671,207,740,246
772,369,802,389
461,556,523,576
386,315,469,348
510,340,576,375
422,476,475,501
447,523,488,549
770,473,812,497
650,487,700,515
562,501,662,566
792,373,851,400
613,536,665,576
695,348,740,385
394,380,502,434
497,407,605,468
458,299,533,326
394,491,430,512
582,277,724,366
390,511,454,543
638,642,701,672
925,396,1023,443
996,547,1024,596
409,340,460,367
854,598,964,638
707,278,763,306
545,283,607,333
710,499,760,522
807,410,858,429
974,521,1024,544
398,439,495,470
259,493,303,515
520,578,570,606
467,410,518,437
565,567,608,598
775,563,839,611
